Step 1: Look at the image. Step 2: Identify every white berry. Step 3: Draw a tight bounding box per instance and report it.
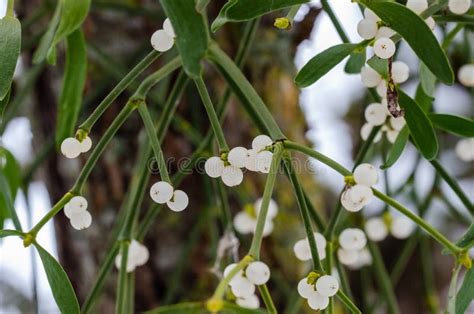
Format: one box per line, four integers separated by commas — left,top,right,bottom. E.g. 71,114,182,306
339,228,367,251
236,294,260,309
360,123,382,143
375,26,396,40
162,18,175,38
244,149,258,172
252,135,272,152
341,190,364,212
315,275,339,297
293,239,312,261
149,181,174,204
386,129,399,143
150,29,174,52
224,263,244,286
246,261,270,285
365,103,388,126
337,248,359,265
166,190,189,212
314,232,327,260
307,291,329,310
231,277,255,298
61,137,81,159
361,66,382,88
376,80,388,98
425,17,436,30
365,217,388,241
69,210,92,230
392,61,410,83
458,64,474,87
78,136,92,153
390,116,406,131
221,165,243,187
297,278,315,298
205,156,225,178
228,147,248,168
349,184,373,206
256,151,273,173
448,0,471,15
357,18,378,39
455,138,474,162
390,216,415,239
374,37,396,59
254,198,278,219
353,163,378,187
234,212,256,234
406,0,428,14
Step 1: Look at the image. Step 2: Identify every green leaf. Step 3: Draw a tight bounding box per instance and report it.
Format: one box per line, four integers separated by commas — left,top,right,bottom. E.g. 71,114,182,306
456,267,474,314
344,50,366,74
447,265,462,314
145,302,266,314
362,1,453,84
295,43,359,88
429,114,474,138
160,0,209,78
212,0,309,32
55,29,87,148
367,56,388,78
33,3,62,64
0,88,11,124
420,62,436,96
414,84,434,112
33,0,90,64
0,15,21,100
398,90,439,160
0,148,21,229
52,0,91,46
0,229,23,238
455,223,474,249
381,126,409,169
34,242,80,314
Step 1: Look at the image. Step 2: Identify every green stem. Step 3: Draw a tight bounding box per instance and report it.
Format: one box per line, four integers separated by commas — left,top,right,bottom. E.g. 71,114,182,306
373,189,462,254
420,236,439,313
258,284,278,314
0,174,22,231
81,243,120,314
284,154,324,272
336,290,362,314
194,77,229,151
78,50,161,134
116,242,130,314
7,0,14,16
320,0,350,43
367,241,400,314
137,102,171,183
430,159,473,214
248,143,283,258
326,242,334,314
72,103,136,194
133,57,181,98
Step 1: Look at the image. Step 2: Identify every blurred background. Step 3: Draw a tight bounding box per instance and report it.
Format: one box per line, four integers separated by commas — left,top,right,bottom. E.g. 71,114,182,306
0,0,472,313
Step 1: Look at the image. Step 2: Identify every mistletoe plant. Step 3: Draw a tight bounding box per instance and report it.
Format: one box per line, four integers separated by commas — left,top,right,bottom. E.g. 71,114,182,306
0,0,473,313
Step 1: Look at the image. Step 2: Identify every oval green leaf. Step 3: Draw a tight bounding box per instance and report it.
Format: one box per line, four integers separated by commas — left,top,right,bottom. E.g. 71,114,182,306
34,242,80,314
381,125,409,169
33,3,62,64
345,50,366,74
367,56,388,78
0,16,21,100
160,0,209,78
429,114,474,138
53,0,91,46
0,148,21,230
0,229,23,238
398,90,439,160
362,1,453,84
212,0,309,32
456,267,474,314
56,29,87,148
295,43,359,88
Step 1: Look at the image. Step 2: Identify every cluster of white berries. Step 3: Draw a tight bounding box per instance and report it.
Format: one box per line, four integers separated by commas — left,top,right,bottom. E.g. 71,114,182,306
205,135,274,187
361,61,409,93
341,164,377,212
448,0,472,15
151,18,176,52
458,64,474,87
293,232,327,262
115,240,150,272
64,196,92,230
455,138,474,162
224,261,271,309
405,0,436,30
357,9,397,59
60,136,92,159
297,274,339,310
233,198,278,237
365,214,415,242
337,228,371,268
361,99,406,144
149,181,189,212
